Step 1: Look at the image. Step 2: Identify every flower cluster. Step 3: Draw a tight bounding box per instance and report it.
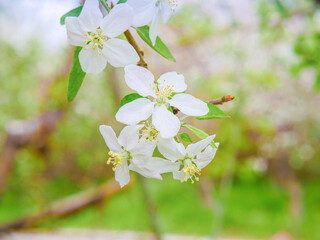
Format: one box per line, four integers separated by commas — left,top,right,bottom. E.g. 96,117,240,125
64,0,221,188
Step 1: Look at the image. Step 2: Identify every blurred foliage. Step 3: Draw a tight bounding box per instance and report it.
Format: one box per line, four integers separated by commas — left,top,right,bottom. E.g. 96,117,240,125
1,0,320,240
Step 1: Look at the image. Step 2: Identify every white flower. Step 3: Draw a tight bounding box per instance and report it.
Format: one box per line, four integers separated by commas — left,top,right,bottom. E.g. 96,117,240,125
127,0,179,45
115,65,209,138
65,0,139,74
99,124,177,187
158,135,219,183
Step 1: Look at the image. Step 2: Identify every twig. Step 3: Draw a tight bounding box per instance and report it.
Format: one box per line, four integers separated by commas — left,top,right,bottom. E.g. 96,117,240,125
0,179,125,233
124,30,148,69
210,95,235,105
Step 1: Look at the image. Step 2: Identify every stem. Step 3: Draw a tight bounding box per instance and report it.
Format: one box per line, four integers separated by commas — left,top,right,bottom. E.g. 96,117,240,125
124,30,148,68
99,0,111,12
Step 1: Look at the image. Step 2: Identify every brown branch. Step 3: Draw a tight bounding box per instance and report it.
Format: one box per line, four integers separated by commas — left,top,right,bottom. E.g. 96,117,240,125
210,95,235,105
124,30,148,69
0,179,126,233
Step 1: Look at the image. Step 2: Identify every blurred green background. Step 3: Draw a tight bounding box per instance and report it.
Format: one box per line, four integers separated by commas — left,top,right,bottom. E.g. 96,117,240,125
0,0,320,239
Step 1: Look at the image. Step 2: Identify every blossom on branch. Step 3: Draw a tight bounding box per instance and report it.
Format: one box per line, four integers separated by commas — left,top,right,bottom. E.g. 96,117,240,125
99,125,177,187
127,0,179,45
158,136,219,183
65,0,139,74
115,65,209,138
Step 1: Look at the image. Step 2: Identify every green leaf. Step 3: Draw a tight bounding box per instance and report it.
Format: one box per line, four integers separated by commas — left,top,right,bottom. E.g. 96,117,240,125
119,93,144,108
196,102,230,120
60,6,83,25
136,25,176,62
179,133,192,143
182,124,217,148
118,0,127,3
67,47,86,102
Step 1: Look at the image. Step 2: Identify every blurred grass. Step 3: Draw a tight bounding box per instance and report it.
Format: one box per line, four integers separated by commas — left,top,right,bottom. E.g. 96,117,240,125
1,178,319,239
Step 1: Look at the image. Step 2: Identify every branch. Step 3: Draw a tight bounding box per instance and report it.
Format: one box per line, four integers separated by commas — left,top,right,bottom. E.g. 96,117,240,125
210,95,235,105
124,30,148,69
0,179,125,232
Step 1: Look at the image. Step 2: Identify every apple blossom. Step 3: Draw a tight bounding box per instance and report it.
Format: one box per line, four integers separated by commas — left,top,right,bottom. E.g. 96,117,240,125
99,124,177,187
127,0,179,45
65,0,139,74
115,65,209,138
158,135,219,183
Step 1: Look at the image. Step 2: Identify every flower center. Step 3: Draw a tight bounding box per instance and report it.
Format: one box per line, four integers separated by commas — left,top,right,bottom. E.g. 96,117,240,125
181,157,201,184
153,80,174,105
83,28,108,55
157,0,179,12
139,121,159,142
107,150,131,171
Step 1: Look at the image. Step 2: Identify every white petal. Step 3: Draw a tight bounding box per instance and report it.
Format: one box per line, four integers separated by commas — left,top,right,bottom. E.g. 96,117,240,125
65,17,85,46
160,2,172,23
186,135,216,158
169,93,209,116
129,161,162,180
115,161,130,188
102,38,139,67
130,138,157,157
78,48,107,74
152,105,180,138
99,125,122,152
195,144,219,169
127,0,156,27
173,170,186,182
116,98,155,125
124,65,156,97
118,125,140,151
142,157,179,173
157,137,186,161
78,0,103,31
100,4,133,38
149,6,161,45
157,72,186,93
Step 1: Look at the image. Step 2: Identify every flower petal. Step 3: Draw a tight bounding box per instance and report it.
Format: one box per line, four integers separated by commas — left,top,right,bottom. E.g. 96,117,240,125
102,38,139,67
116,98,154,125
173,170,186,182
186,135,216,158
99,125,122,152
127,0,156,27
115,160,130,187
168,93,209,116
157,72,186,93
149,6,161,45
152,105,180,138
65,17,85,46
118,125,139,151
158,137,186,161
130,138,157,157
78,48,107,74
129,161,162,180
100,3,133,38
124,65,156,97
195,143,219,169
78,0,103,31
141,157,179,173
160,2,172,24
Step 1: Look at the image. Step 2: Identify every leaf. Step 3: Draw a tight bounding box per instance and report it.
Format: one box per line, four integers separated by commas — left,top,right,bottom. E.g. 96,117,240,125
117,0,127,3
196,102,230,120
179,133,192,143
67,47,86,102
60,6,83,25
182,124,217,148
136,26,176,62
119,93,144,108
